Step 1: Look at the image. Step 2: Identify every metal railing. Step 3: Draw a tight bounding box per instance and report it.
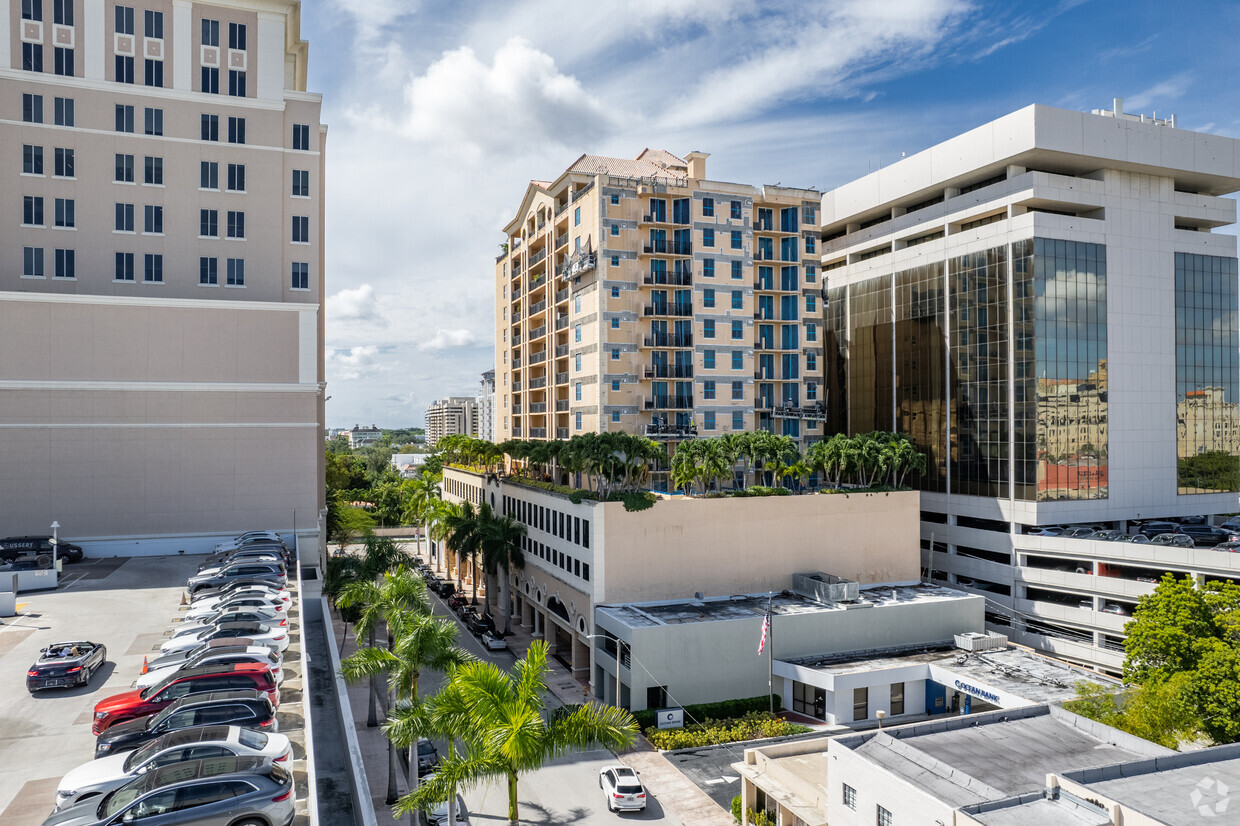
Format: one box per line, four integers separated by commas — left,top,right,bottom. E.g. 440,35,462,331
556,428,569,439
643,333,693,347
555,288,569,303
555,399,569,411
529,249,547,267
642,422,698,438
644,364,694,379
643,303,693,317
530,351,546,364
645,395,695,410
554,344,569,357
529,403,547,413
529,300,547,315
555,233,568,248
643,272,692,286
529,377,547,389
529,325,546,340
530,427,548,438
555,372,568,384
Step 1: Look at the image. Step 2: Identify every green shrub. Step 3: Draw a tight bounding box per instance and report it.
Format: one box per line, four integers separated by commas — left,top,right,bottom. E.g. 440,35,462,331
731,795,743,824
729,486,792,497
615,491,657,512
644,711,811,750
632,694,780,730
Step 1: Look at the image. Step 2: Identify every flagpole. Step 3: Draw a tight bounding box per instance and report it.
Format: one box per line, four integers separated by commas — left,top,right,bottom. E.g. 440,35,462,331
768,591,774,714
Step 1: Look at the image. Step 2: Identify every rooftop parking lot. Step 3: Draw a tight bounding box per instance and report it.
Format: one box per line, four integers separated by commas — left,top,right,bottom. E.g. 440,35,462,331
0,553,311,826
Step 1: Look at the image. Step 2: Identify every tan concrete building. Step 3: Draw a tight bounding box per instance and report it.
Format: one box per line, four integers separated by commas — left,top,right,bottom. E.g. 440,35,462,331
0,0,326,560
494,151,823,458
425,395,478,447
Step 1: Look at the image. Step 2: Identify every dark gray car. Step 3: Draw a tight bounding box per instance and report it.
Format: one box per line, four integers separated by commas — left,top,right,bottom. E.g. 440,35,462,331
187,562,286,594
42,756,294,826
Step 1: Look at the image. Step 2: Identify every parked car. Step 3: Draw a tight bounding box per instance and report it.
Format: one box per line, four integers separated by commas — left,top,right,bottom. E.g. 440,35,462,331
55,725,290,811
480,630,508,651
1100,602,1127,615
1087,529,1123,541
599,765,647,812
189,582,291,606
183,594,288,622
1060,527,1096,538
1027,526,1064,536
466,613,495,637
27,641,107,691
170,607,286,638
1216,539,1240,552
1176,525,1239,547
1077,599,1094,611
1220,519,1240,533
1120,534,1150,544
0,535,84,564
213,531,285,552
142,638,267,673
447,594,468,611
187,562,287,594
159,622,288,655
420,774,469,825
94,690,277,757
137,645,282,689
1138,520,1180,538
431,580,456,598
1150,533,1195,548
92,662,278,735
416,738,439,776
43,756,294,826
196,550,285,572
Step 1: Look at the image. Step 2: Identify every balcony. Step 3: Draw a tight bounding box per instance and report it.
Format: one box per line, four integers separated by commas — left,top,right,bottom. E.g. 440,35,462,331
555,371,569,384
513,427,522,436
644,364,694,379
556,399,570,412
528,301,547,317
512,285,522,299
554,344,569,357
643,303,693,318
642,333,693,348
529,376,547,389
529,402,548,413
555,315,569,331
530,325,546,340
642,422,699,439
512,334,522,346
571,182,594,203
555,288,569,303
511,406,521,414
642,240,693,256
529,273,546,291
512,358,522,368
529,248,548,268
513,262,523,276
556,427,569,439
555,233,568,249
755,340,775,350
643,272,692,287
512,382,522,392
645,395,695,410
530,427,548,438
755,249,774,261
755,217,774,232
641,213,667,225
530,351,547,365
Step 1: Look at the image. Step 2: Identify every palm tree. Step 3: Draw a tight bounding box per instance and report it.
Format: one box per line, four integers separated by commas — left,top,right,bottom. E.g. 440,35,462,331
889,437,927,487
424,498,453,574
338,566,430,728
479,510,527,633
700,438,732,492
402,476,440,560
342,611,470,804
322,553,363,651
395,642,639,826
444,502,486,603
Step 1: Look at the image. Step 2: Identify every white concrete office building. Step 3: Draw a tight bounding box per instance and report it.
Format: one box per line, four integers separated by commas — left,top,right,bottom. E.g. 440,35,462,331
818,101,1240,672
1,0,326,560
477,369,495,442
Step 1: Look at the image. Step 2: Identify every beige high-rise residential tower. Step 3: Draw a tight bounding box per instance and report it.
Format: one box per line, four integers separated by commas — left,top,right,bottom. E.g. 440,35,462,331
0,0,326,560
495,150,823,471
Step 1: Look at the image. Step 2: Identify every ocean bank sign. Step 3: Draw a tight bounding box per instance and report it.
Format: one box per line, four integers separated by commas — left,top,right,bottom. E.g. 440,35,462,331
953,679,1000,704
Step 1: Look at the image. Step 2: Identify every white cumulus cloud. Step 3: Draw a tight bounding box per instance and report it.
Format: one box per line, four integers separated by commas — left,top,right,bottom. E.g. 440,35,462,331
424,329,479,351
327,345,382,381
403,36,612,157
329,283,382,324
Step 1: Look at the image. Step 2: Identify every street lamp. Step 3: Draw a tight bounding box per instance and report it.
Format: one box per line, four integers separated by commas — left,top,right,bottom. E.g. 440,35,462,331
50,520,60,574
586,633,628,710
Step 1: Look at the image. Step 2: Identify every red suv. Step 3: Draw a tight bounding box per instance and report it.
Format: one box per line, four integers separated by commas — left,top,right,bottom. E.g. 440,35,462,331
93,662,278,734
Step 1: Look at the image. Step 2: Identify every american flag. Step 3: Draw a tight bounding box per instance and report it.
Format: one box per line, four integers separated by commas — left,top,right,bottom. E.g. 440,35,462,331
758,609,770,655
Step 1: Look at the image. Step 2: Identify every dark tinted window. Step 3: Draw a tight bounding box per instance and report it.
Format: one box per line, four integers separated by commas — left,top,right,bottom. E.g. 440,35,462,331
174,782,235,810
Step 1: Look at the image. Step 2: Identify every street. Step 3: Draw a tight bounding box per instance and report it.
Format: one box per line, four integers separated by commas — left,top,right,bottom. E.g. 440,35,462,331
340,547,685,825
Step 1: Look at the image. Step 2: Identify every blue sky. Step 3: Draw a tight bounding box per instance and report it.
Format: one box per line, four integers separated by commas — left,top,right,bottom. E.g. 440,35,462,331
307,0,1240,429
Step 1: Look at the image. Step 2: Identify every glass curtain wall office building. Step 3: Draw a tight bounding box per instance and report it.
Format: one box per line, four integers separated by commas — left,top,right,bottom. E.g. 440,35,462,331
818,103,1240,673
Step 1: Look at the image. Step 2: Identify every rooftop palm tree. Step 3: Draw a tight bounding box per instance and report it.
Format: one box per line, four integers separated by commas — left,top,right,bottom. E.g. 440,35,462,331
342,611,470,805
395,641,639,826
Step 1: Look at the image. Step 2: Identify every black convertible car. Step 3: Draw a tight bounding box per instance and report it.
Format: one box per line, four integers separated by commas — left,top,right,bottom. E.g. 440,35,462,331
27,640,107,691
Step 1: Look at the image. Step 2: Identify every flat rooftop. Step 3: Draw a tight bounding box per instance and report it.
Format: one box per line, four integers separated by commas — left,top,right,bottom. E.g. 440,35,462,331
966,795,1111,826
784,644,1117,706
1064,744,1240,825
836,706,1167,808
596,583,968,629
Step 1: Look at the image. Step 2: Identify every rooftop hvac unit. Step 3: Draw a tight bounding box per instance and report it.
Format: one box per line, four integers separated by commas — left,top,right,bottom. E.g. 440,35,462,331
954,632,1008,652
793,572,859,604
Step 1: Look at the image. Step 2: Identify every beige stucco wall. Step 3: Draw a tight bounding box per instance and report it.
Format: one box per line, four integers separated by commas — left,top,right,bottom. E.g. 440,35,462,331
597,490,921,603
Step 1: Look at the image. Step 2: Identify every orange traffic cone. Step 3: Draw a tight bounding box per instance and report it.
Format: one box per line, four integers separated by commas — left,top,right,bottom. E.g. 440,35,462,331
141,656,149,674
180,592,187,606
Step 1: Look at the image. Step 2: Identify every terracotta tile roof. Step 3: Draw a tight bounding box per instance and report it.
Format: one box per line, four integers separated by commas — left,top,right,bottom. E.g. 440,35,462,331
566,149,687,183
530,180,551,188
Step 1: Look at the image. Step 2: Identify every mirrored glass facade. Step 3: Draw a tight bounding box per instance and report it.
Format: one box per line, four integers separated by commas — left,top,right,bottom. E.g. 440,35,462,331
1021,238,1109,501
1176,252,1240,494
848,275,893,433
895,262,947,492
823,284,848,434
949,246,1010,498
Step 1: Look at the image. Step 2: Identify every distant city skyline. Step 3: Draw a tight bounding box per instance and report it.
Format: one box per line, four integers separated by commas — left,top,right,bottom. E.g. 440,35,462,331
306,0,1240,427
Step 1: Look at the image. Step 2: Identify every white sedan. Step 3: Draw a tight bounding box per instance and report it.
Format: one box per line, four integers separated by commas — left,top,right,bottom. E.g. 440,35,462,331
137,645,283,689
160,622,288,654
190,584,291,607
173,606,286,636
599,765,647,812
183,594,288,622
55,724,291,810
